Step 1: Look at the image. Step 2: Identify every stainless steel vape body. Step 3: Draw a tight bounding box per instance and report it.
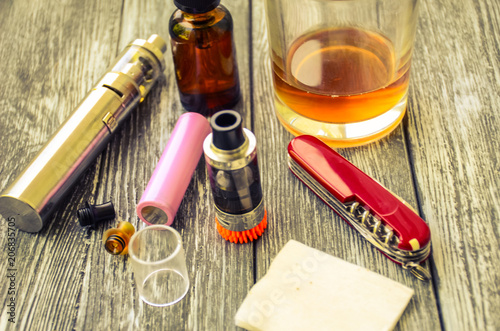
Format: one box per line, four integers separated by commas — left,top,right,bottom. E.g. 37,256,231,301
204,127,265,231
0,35,167,232
203,110,267,244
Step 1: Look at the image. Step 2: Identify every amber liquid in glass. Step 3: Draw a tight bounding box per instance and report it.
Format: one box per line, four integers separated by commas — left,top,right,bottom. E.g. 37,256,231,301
169,6,240,116
273,27,411,124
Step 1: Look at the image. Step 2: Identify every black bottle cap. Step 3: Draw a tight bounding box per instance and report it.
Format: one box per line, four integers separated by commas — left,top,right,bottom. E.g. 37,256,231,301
77,201,116,228
174,0,220,14
211,110,246,151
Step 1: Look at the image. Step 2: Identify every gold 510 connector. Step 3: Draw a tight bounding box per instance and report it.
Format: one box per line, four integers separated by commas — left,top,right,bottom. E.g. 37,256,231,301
102,221,136,255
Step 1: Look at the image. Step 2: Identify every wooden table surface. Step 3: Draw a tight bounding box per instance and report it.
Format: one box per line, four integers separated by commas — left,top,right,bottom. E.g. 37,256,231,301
0,0,498,330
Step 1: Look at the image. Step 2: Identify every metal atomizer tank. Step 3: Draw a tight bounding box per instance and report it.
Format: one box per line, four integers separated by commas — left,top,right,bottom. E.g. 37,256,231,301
203,110,267,243
0,35,167,232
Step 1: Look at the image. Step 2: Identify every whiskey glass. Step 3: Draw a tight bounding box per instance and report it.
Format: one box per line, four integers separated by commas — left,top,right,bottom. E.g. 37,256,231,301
264,0,420,147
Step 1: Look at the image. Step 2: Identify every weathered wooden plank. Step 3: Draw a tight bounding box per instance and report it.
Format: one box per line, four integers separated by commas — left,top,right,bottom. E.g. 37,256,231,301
0,0,254,328
0,0,498,329
0,0,122,330
251,0,441,330
408,0,500,330
81,0,254,329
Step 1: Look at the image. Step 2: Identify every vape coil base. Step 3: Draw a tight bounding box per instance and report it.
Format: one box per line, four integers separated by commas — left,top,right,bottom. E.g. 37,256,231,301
216,211,267,244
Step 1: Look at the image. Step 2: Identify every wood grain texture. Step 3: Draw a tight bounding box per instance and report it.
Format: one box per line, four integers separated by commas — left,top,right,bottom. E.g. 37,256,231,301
0,0,123,330
0,0,253,328
252,0,440,330
84,0,253,329
408,0,500,330
0,0,498,330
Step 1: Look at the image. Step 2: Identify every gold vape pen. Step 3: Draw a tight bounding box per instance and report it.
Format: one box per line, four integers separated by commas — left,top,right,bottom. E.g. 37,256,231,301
0,35,167,232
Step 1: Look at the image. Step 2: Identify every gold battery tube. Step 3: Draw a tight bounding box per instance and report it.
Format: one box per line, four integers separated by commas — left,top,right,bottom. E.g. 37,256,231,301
0,35,167,232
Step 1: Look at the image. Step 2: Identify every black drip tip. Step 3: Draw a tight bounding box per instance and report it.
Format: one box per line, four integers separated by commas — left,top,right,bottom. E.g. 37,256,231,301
77,201,116,228
211,110,246,151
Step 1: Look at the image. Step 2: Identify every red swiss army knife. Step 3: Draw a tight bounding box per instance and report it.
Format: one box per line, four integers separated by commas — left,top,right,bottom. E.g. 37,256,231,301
288,135,432,281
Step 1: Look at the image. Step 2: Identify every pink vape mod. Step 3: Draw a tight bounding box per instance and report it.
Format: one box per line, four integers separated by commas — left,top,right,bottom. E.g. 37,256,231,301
137,112,211,225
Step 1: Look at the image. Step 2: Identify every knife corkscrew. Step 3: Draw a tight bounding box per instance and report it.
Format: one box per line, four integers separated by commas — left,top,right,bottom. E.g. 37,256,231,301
288,135,432,281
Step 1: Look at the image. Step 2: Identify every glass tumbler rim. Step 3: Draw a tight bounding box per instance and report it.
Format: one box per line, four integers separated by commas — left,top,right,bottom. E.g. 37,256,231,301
128,225,183,266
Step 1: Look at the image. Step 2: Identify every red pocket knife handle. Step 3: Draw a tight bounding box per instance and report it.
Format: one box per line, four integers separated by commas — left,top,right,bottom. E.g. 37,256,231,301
288,135,431,252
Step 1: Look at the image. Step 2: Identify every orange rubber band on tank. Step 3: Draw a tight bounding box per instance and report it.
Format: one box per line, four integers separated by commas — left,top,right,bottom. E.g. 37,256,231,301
215,210,268,244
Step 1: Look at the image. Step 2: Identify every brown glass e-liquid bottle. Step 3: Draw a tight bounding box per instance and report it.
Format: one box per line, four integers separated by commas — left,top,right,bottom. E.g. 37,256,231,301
169,0,241,116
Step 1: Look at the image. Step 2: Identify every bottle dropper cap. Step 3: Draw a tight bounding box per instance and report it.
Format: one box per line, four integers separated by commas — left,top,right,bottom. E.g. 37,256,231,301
174,0,220,13
77,201,116,228
211,110,246,151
